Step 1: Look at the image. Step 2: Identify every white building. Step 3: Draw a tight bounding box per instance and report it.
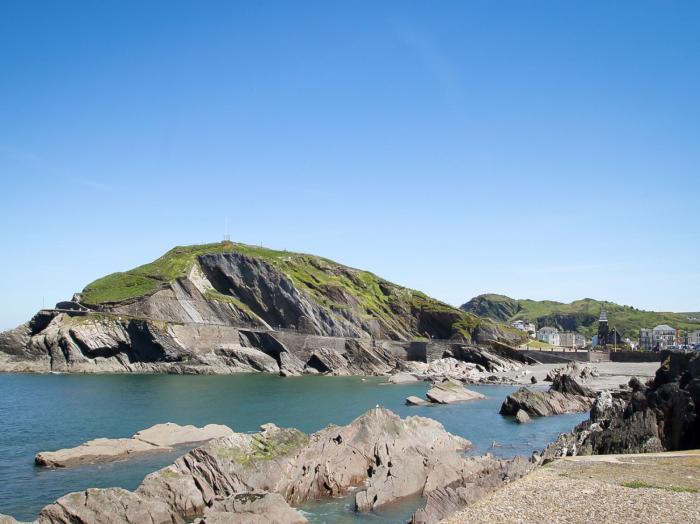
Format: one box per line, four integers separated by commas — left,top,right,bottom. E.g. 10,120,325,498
640,325,677,351
686,330,700,346
537,326,560,346
511,320,536,338
559,331,586,349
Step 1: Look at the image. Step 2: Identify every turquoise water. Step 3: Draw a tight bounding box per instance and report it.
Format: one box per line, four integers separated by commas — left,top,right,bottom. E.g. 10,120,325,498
0,374,586,522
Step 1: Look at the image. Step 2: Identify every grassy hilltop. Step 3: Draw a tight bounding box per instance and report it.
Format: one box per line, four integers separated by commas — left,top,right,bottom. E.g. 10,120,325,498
461,293,700,339
80,241,515,341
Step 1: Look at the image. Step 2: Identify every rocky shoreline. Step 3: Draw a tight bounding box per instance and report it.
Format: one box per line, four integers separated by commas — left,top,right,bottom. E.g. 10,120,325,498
1,354,688,524
0,408,535,524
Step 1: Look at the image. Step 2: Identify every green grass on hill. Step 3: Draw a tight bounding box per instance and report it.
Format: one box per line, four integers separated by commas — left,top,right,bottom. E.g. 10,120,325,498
79,241,497,340
462,294,700,339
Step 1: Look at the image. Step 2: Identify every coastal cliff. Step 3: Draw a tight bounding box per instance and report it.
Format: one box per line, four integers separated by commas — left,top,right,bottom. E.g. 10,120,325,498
0,242,523,374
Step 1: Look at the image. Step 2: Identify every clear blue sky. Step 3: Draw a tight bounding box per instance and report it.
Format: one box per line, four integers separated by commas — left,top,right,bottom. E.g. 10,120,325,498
1,1,699,330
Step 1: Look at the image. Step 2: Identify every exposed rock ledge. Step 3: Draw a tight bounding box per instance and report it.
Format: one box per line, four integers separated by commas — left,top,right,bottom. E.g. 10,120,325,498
406,378,486,406
9,408,535,524
35,423,234,468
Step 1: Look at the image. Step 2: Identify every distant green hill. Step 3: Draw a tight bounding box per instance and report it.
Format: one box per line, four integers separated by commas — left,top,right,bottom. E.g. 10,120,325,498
460,294,700,339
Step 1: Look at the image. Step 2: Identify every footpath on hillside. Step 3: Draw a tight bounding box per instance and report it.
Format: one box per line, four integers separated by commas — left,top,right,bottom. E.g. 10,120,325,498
443,451,700,524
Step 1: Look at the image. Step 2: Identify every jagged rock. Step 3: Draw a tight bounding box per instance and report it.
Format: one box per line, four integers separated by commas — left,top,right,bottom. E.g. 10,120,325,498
35,423,233,468
388,372,420,384
36,488,181,524
410,455,534,523
406,395,429,406
278,351,305,376
543,352,700,460
423,357,481,382
530,375,537,384
545,361,599,383
304,347,350,375
551,374,596,398
425,380,486,404
193,493,307,524
515,409,530,424
138,408,472,516
213,346,279,373
500,375,595,417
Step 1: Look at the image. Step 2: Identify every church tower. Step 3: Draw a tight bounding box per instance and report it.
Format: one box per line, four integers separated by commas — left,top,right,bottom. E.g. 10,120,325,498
597,309,609,347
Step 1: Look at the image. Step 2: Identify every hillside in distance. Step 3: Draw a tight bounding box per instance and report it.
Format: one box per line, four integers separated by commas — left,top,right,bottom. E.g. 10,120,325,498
461,294,700,339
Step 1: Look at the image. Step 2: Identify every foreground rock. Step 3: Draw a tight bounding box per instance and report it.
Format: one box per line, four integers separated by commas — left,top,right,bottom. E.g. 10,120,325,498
10,408,534,524
35,423,233,468
193,493,307,524
443,451,700,524
544,352,700,459
500,374,595,418
38,488,179,524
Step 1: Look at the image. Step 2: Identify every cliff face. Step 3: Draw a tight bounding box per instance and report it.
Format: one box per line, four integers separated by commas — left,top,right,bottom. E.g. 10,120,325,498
0,242,523,374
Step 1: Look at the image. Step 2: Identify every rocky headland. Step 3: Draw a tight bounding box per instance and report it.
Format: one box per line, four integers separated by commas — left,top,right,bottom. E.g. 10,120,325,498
0,242,526,376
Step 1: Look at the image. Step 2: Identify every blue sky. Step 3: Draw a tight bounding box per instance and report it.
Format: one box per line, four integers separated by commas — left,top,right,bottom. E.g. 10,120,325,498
1,1,699,330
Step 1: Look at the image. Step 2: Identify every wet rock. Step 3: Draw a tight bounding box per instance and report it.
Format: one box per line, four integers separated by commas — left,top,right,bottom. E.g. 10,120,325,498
406,395,429,406
425,380,486,404
515,410,530,424
35,423,234,468
530,375,537,384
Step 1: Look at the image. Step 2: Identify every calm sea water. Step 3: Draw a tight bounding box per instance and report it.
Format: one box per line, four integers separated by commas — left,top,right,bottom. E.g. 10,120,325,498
0,374,586,522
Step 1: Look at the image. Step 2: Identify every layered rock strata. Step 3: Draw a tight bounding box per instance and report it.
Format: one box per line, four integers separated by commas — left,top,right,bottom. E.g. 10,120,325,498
500,374,596,417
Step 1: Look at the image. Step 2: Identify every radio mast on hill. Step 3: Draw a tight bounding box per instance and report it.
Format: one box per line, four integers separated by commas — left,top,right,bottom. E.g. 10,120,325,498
224,217,231,242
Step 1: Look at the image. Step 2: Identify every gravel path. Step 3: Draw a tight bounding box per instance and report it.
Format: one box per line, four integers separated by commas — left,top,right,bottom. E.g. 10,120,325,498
443,452,700,524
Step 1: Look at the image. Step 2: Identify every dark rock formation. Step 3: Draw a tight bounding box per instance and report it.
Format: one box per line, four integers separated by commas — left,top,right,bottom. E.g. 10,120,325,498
500,375,596,417
543,352,700,459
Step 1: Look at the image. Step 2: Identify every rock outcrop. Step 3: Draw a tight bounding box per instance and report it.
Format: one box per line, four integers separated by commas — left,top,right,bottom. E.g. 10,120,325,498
544,361,599,383
35,423,233,468
9,408,535,524
425,380,486,404
193,493,308,524
500,375,596,418
543,352,700,459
